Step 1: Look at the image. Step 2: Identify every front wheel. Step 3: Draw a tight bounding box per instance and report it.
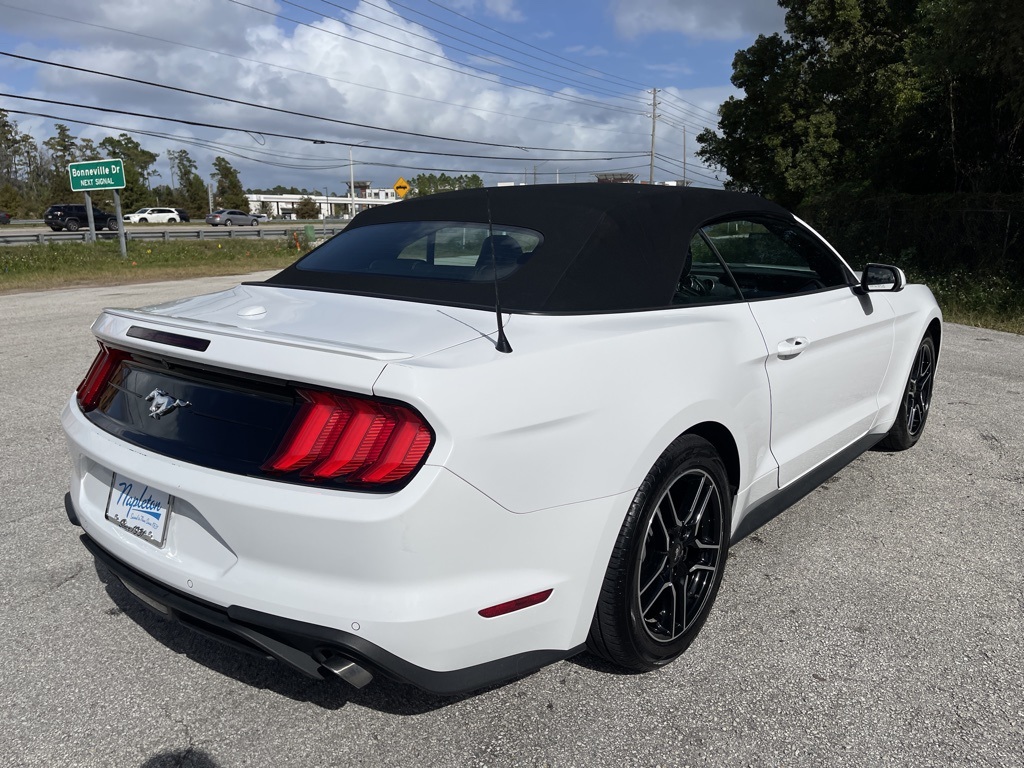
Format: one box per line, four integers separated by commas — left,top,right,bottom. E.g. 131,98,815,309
106,218,118,231
588,435,731,671
877,335,936,451
251,219,259,226
66,219,80,232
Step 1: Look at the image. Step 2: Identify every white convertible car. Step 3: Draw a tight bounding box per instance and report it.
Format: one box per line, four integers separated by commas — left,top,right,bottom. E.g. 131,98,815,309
62,185,940,694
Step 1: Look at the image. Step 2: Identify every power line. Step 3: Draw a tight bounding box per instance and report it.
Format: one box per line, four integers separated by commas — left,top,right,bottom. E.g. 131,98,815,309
421,0,654,93
0,52,643,155
308,0,650,107
0,100,650,163
225,0,647,118
0,2,654,141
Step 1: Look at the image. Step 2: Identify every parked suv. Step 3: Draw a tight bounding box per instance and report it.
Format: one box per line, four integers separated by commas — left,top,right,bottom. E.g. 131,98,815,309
44,204,119,232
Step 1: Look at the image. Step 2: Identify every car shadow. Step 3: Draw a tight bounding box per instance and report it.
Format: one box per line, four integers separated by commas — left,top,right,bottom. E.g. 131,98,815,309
92,560,487,715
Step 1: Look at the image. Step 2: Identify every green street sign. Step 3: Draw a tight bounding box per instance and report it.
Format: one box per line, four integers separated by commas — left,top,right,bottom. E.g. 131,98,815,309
68,159,126,192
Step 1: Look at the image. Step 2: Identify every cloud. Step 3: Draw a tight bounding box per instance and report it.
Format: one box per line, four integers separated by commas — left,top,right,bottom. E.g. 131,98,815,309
0,1,728,190
565,45,610,57
445,0,525,23
611,0,785,41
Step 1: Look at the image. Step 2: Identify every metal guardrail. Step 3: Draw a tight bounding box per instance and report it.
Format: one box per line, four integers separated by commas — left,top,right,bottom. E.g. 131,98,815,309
0,225,347,246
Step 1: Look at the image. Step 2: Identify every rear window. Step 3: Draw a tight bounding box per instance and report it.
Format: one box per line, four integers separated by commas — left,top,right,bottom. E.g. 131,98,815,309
295,221,542,281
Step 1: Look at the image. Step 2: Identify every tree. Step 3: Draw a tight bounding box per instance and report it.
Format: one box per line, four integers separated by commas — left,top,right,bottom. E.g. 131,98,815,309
211,156,248,210
696,0,1024,204
294,196,320,219
97,134,159,210
168,149,208,215
405,172,484,199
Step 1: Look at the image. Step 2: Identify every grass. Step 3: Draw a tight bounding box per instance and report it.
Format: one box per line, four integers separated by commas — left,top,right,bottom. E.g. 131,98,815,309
910,269,1024,335
0,238,307,293
3,238,1021,334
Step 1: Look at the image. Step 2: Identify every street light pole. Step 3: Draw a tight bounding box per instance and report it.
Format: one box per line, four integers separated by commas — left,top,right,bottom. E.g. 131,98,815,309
349,145,355,218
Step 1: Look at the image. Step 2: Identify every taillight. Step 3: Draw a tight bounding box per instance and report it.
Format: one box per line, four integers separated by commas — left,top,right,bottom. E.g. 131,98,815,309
262,389,433,487
77,344,130,412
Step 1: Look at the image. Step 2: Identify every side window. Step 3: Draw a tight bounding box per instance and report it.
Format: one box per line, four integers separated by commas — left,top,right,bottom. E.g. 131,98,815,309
702,218,851,299
673,233,743,305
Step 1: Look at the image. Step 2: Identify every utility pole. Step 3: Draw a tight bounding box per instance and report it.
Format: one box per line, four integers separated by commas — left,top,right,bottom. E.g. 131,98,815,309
682,125,687,187
649,88,658,185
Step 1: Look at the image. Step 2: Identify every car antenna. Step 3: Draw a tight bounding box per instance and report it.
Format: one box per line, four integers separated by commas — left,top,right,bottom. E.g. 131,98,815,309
485,189,513,353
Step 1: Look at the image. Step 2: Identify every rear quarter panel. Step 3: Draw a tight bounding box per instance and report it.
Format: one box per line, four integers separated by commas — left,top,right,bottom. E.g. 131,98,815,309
373,304,776,515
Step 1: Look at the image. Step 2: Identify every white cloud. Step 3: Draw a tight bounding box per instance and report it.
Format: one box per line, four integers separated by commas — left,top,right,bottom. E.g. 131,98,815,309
0,1,729,190
611,0,785,41
445,0,525,23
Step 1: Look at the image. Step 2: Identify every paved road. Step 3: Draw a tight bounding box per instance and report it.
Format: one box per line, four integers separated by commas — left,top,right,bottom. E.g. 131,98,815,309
1,276,1021,767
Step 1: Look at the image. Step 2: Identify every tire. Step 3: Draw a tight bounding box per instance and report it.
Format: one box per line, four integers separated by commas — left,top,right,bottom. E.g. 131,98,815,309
139,218,148,223
106,218,118,231
168,218,177,223
224,219,233,226
66,219,80,232
588,435,732,671
877,335,936,451
251,219,258,226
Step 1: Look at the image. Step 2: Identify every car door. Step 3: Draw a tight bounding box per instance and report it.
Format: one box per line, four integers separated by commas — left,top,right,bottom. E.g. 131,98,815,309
702,217,895,488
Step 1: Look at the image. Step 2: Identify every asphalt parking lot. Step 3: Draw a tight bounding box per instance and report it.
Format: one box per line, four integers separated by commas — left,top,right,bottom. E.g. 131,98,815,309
1,274,1021,767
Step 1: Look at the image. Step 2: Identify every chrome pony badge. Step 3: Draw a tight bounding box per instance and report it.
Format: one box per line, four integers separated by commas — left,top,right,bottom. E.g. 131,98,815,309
145,389,192,419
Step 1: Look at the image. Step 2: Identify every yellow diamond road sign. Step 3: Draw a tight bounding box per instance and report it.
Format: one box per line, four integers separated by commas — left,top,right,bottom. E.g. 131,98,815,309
393,177,410,198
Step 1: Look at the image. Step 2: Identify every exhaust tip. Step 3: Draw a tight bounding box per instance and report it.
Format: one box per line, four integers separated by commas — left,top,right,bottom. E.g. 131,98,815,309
322,655,374,688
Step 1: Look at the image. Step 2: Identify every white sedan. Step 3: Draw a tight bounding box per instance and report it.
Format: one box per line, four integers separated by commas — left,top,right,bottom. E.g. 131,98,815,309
62,184,940,694
122,207,181,224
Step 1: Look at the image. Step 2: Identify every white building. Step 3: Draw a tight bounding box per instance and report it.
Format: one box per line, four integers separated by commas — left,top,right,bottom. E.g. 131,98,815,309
247,186,399,219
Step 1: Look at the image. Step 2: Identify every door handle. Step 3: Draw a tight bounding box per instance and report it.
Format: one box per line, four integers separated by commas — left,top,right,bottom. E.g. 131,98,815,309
777,337,809,357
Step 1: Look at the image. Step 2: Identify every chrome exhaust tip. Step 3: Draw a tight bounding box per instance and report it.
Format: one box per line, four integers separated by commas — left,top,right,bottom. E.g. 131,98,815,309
322,655,374,688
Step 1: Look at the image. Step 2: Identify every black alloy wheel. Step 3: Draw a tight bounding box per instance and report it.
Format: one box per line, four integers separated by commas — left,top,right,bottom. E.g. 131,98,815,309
878,334,936,451
588,435,731,671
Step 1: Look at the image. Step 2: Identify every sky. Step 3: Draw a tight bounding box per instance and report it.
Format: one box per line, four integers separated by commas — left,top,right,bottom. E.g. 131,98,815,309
0,0,787,193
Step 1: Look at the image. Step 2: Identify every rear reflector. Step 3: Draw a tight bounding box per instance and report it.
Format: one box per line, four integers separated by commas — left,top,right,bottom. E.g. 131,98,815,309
262,389,433,488
77,344,130,412
478,589,553,618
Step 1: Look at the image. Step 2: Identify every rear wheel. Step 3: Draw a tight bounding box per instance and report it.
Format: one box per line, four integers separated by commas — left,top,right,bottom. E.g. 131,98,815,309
588,435,731,671
878,335,936,451
224,219,233,226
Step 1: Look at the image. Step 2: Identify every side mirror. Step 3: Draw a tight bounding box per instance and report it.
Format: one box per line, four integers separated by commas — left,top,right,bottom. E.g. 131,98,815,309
855,263,906,294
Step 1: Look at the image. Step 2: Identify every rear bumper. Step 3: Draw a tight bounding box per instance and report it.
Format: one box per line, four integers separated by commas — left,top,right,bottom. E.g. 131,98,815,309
78,529,582,695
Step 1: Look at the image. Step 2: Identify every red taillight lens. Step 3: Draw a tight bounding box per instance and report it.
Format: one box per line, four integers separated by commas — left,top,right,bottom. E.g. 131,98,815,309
262,389,433,487
77,344,130,412
479,590,554,618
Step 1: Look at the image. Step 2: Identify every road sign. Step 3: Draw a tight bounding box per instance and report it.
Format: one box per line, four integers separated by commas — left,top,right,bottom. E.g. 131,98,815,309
393,177,410,198
68,159,126,192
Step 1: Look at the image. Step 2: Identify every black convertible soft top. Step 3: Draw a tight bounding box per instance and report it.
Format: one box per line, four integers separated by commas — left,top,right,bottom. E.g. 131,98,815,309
265,183,792,313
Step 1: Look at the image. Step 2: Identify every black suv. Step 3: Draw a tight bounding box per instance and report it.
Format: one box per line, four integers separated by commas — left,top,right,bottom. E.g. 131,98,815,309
44,204,119,232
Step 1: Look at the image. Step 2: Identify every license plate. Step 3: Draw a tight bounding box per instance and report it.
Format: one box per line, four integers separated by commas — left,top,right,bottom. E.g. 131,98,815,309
105,473,173,547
